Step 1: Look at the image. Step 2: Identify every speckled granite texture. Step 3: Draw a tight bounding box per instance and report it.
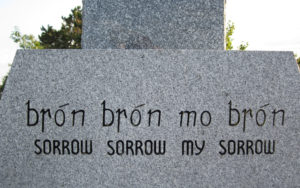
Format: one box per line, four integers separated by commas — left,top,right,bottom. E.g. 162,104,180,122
0,50,299,187
82,0,225,49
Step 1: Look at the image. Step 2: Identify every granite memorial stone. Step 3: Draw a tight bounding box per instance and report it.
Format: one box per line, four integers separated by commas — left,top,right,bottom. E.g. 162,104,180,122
0,50,299,187
82,0,225,49
0,0,299,187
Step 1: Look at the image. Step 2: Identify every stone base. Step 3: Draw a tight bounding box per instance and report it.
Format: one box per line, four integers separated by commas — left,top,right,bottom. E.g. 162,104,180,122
0,50,299,187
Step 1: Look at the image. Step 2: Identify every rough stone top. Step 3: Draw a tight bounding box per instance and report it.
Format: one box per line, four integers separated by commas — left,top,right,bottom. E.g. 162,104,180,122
82,0,225,49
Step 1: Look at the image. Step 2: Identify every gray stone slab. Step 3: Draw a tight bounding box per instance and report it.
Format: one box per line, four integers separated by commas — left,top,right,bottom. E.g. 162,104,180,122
82,0,225,49
0,50,299,187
